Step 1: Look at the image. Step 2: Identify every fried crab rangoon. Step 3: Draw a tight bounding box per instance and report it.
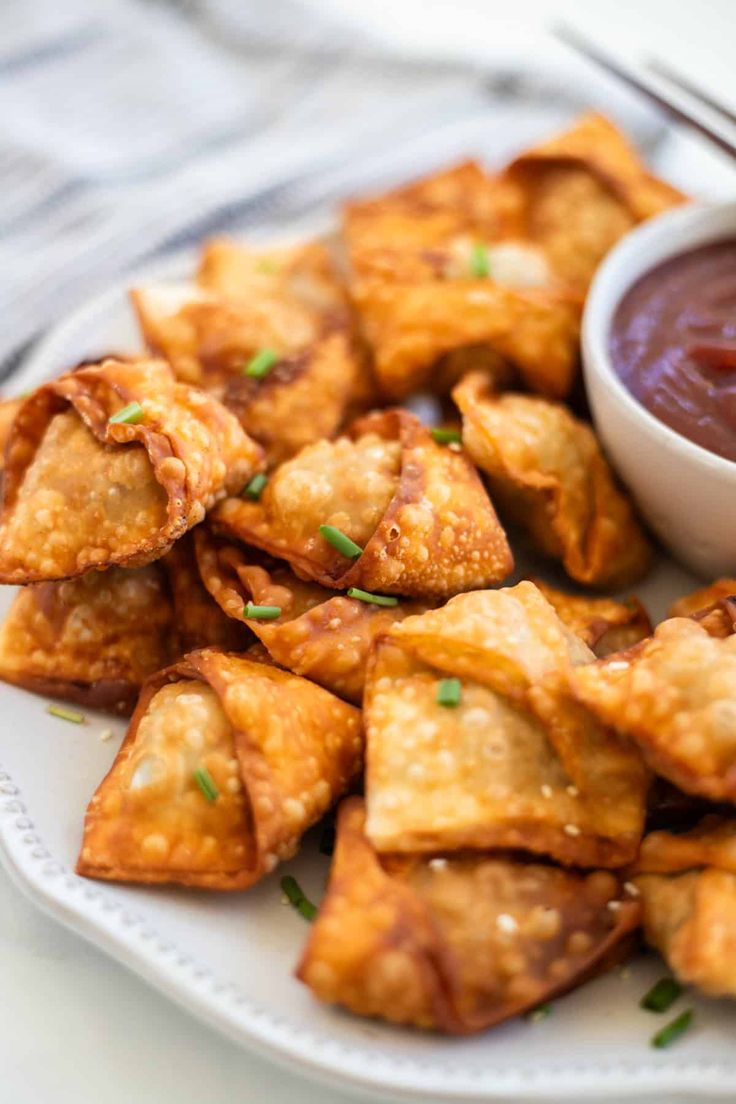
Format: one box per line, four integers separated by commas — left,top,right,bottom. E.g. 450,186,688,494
212,408,513,600
364,582,648,867
454,372,651,588
0,564,173,715
297,798,640,1033
343,158,581,401
132,238,374,466
77,649,362,889
570,617,736,801
634,815,736,998
493,112,685,294
193,527,428,703
0,357,262,583
343,113,683,402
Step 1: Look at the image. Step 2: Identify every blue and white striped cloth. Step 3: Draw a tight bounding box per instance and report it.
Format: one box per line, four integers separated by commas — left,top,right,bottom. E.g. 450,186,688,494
0,0,709,380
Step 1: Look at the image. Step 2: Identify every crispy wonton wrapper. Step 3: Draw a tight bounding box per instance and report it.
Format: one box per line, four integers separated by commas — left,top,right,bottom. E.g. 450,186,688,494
494,112,685,293
0,396,21,475
212,408,512,599
193,528,427,703
634,814,736,876
132,239,374,466
670,579,736,622
635,868,736,998
297,798,640,1033
365,582,648,866
532,579,651,657
0,358,262,584
163,533,249,654
633,816,736,997
0,565,173,715
570,617,736,801
77,649,363,889
454,372,651,587
343,159,581,401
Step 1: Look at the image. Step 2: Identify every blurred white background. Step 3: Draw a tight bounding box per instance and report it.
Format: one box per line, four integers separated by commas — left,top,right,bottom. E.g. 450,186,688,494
1,1,734,1101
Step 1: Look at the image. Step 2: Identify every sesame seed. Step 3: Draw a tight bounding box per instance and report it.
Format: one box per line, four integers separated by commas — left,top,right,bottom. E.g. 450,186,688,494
623,881,640,897
566,784,579,797
428,857,448,871
607,660,630,671
99,728,114,742
607,900,622,911
496,913,518,933
563,824,581,837
541,784,553,798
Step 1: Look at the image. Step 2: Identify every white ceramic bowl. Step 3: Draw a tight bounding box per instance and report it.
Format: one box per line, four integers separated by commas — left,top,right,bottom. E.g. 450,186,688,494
582,200,736,579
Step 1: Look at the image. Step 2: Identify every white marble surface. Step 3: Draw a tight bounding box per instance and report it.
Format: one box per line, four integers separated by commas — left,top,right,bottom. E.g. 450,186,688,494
2,1,734,1102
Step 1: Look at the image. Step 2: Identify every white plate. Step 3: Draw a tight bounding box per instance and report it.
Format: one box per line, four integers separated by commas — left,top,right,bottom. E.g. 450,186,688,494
3,206,736,1104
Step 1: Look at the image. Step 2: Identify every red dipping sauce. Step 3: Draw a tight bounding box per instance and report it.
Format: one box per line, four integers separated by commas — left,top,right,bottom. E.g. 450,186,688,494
610,238,736,461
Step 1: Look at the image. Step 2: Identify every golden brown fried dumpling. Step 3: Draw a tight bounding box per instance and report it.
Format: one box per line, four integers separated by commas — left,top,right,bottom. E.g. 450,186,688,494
212,409,512,600
454,372,651,587
0,564,173,715
634,816,736,997
494,112,686,293
77,649,362,889
364,582,648,867
132,239,374,466
0,358,262,584
570,617,736,801
343,160,580,401
297,798,641,1033
532,579,651,657
636,869,736,999
193,527,427,703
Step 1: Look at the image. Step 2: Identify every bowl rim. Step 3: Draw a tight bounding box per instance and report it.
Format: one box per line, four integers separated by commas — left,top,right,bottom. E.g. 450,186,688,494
582,198,736,481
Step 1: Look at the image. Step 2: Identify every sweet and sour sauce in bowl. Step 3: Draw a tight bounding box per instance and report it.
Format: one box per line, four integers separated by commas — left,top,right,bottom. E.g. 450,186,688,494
583,201,736,579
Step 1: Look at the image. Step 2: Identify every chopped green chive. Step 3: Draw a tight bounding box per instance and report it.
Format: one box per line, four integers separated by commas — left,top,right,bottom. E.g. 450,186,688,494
431,427,462,445
437,677,462,707
319,524,363,559
640,977,682,1013
469,242,491,278
109,401,144,425
243,472,268,500
346,587,399,607
46,703,86,724
243,602,282,620
526,1002,553,1022
651,1009,693,1049
281,875,317,921
193,766,219,802
244,348,279,379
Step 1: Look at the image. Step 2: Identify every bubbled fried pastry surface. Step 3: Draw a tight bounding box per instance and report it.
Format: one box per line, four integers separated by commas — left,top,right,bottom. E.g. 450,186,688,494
78,649,363,890
213,409,512,599
0,563,173,714
78,679,257,886
570,618,736,801
0,357,262,583
453,372,651,588
297,798,640,1033
193,528,428,703
364,583,647,866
